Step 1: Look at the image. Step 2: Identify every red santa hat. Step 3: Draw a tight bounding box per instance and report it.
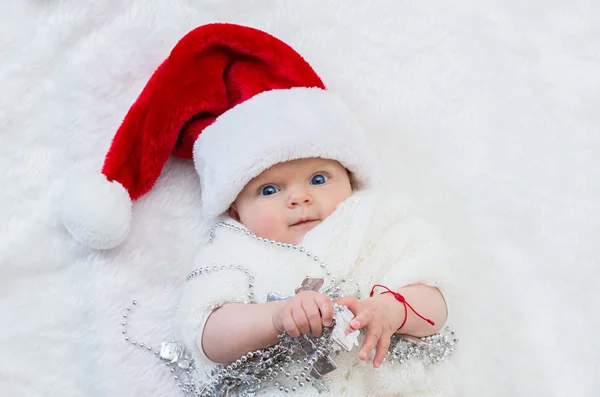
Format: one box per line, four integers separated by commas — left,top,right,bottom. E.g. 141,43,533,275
60,23,378,250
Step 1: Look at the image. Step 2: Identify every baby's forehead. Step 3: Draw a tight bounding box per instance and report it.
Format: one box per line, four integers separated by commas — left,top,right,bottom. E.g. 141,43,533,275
258,158,344,177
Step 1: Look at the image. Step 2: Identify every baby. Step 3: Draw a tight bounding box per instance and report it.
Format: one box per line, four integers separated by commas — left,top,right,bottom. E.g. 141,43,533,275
60,23,457,396
203,157,447,366
177,152,456,396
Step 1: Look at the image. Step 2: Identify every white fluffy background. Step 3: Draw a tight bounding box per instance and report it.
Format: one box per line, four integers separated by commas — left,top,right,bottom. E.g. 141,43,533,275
1,1,599,396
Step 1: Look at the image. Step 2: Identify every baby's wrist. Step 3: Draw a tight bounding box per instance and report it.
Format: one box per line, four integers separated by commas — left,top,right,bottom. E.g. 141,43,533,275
373,293,406,331
270,301,286,334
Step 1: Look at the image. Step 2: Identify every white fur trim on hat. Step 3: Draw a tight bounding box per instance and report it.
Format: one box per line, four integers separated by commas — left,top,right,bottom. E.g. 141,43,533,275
59,173,132,250
193,87,379,219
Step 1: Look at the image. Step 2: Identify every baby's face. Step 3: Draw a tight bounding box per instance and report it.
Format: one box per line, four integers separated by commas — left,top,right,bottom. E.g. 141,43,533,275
229,158,352,244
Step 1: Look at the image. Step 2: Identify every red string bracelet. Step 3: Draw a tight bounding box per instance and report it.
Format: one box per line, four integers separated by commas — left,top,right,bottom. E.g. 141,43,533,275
369,284,435,331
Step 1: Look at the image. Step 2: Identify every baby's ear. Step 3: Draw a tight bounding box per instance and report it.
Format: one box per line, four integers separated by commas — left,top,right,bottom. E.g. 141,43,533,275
347,170,356,190
228,203,240,221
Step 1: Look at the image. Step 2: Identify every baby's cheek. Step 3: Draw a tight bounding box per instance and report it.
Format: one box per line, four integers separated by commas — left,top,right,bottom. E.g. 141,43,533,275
324,198,345,218
250,214,286,240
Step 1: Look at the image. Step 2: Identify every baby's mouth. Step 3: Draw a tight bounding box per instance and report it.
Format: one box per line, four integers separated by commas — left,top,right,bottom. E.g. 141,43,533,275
291,218,320,228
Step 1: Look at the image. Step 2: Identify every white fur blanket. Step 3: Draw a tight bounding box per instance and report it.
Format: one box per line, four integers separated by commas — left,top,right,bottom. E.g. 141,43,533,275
1,1,598,396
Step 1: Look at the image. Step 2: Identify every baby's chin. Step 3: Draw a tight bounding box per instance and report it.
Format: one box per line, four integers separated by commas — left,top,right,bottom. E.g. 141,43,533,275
253,221,320,245
285,220,321,244
271,231,302,245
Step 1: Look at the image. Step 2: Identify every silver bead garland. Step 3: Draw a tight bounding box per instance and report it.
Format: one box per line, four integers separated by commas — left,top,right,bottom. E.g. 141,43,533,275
122,222,458,396
204,222,361,300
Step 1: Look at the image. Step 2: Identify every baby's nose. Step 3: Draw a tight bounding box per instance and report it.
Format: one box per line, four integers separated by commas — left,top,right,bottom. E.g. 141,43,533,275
288,188,312,206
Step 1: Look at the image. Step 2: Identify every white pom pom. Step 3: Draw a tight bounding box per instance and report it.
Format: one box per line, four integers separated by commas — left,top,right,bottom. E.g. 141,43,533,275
60,173,132,250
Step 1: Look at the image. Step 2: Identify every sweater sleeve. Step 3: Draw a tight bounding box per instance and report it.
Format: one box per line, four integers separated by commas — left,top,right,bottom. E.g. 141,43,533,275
361,194,456,316
380,216,454,306
359,196,458,396
176,265,252,368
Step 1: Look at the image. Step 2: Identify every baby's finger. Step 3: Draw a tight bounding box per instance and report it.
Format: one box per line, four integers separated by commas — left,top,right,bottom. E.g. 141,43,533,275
372,331,392,368
315,295,334,327
292,305,310,335
359,324,382,361
347,310,371,333
282,311,301,337
302,300,323,337
335,296,360,315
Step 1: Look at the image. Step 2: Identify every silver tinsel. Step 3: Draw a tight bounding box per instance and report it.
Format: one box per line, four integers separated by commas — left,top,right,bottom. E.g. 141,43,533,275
123,222,458,396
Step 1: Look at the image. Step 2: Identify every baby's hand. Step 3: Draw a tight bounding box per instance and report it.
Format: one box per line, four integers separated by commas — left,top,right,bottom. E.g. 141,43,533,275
335,295,404,368
272,291,333,337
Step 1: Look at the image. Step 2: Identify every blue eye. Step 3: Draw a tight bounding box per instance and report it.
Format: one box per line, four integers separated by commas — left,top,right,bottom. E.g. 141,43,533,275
260,185,280,196
310,174,328,185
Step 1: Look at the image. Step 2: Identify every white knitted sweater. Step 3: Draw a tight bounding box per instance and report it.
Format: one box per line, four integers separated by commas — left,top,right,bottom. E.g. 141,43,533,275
177,190,457,396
